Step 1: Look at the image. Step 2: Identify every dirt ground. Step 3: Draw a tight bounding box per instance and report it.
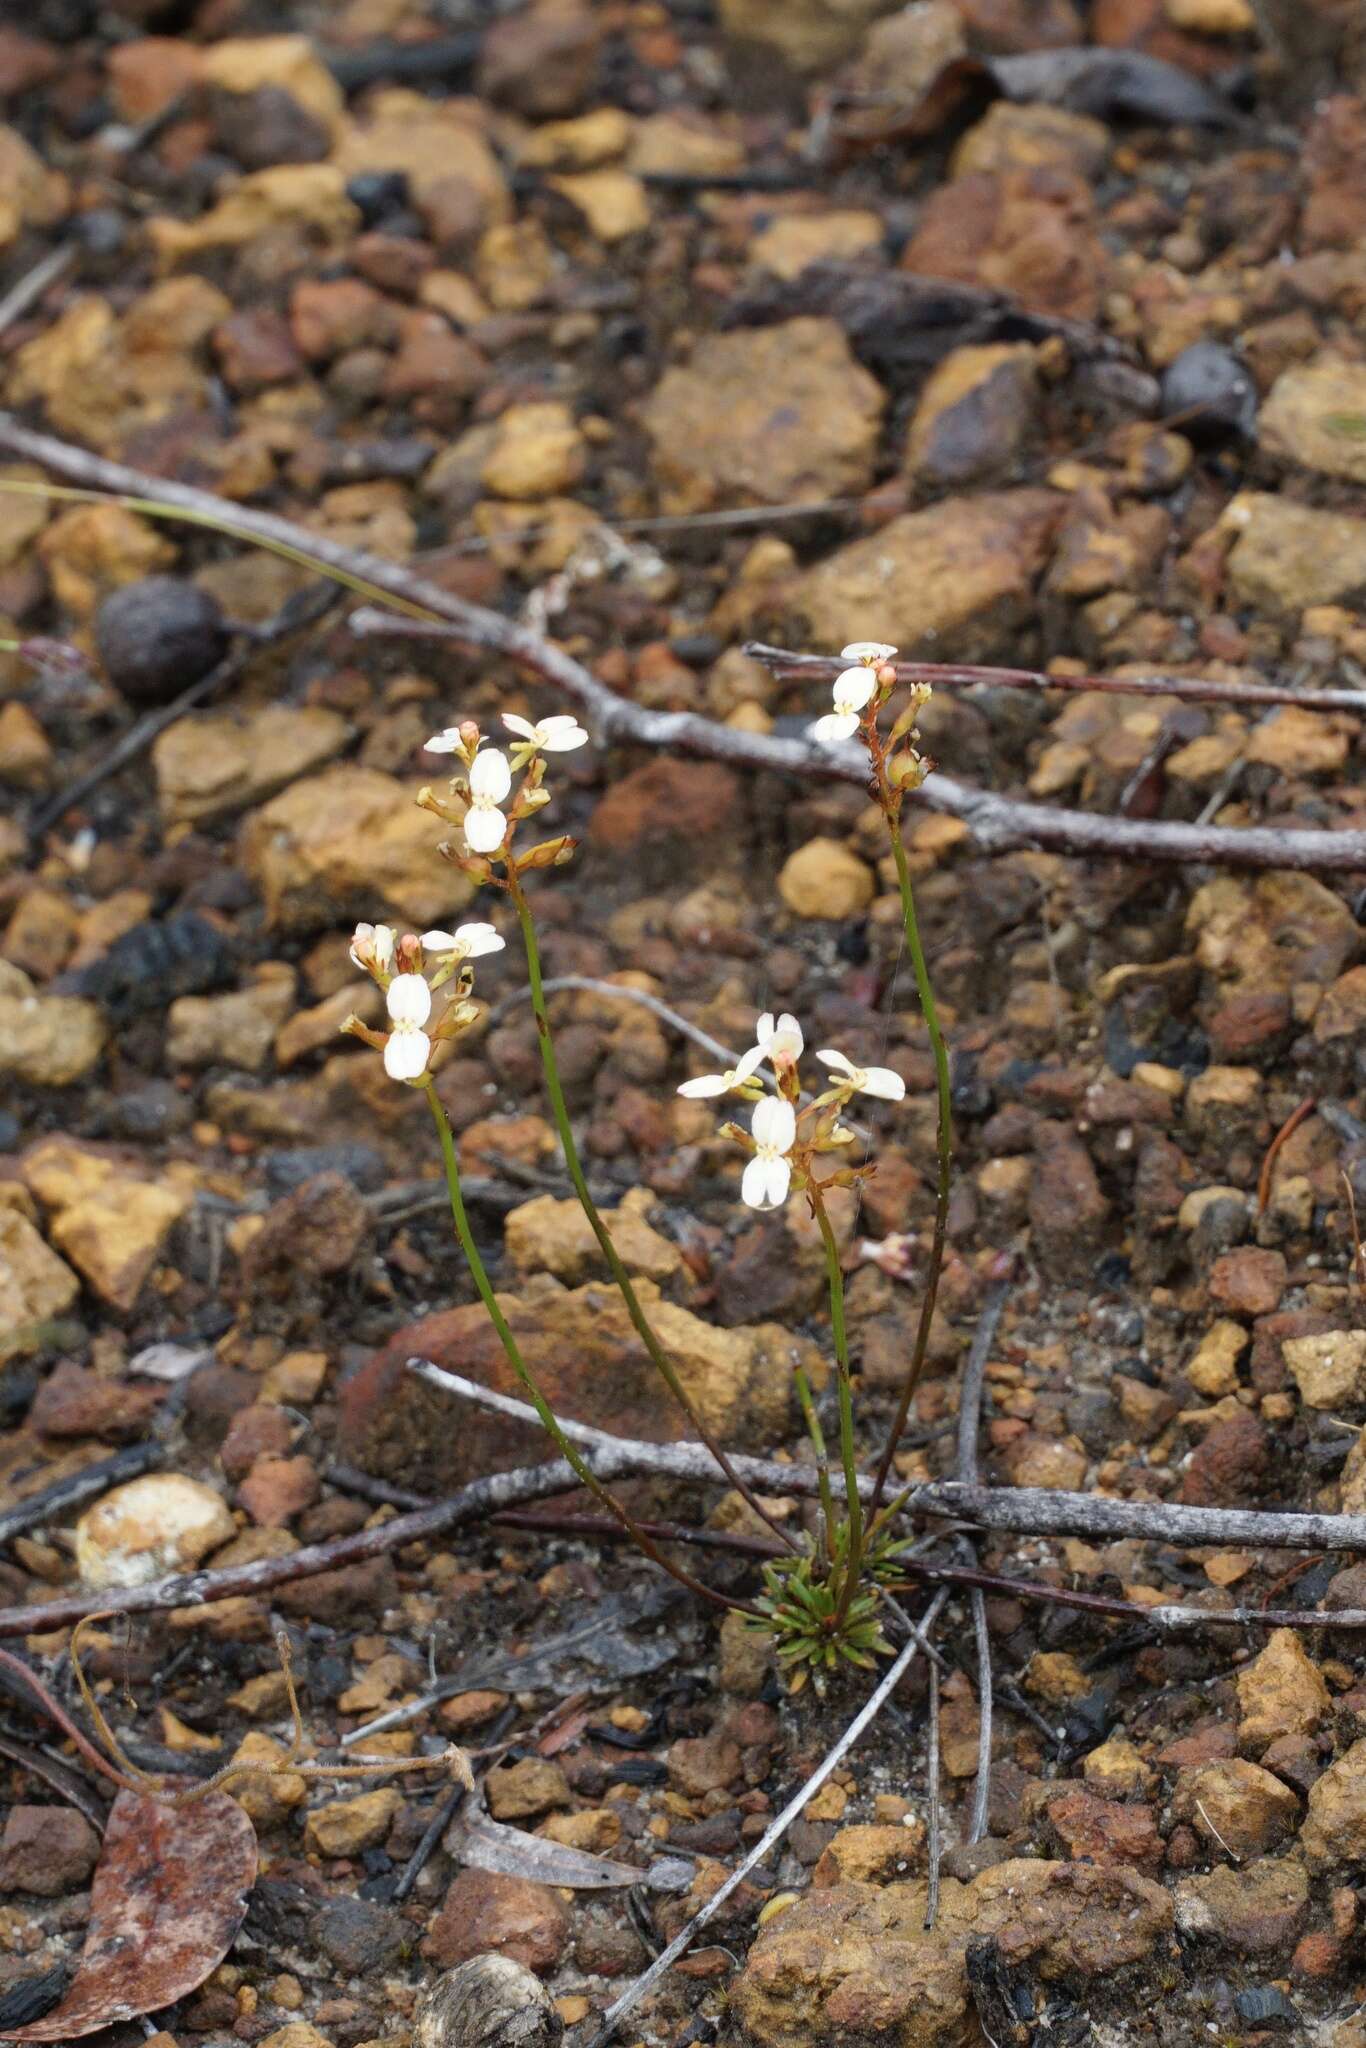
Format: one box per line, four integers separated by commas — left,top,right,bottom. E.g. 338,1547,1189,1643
2,1,1366,2045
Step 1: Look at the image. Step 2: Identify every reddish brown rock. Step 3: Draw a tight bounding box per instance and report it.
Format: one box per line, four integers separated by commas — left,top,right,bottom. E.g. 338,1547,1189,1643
238,1452,320,1529
422,1869,569,1974
1180,1412,1270,1507
900,167,1107,319
0,1806,101,1895
478,6,600,116
590,759,743,864
219,1402,295,1482
1208,1248,1286,1318
30,1361,162,1441
1028,1122,1108,1279
1301,96,1366,251
1043,1788,1163,1871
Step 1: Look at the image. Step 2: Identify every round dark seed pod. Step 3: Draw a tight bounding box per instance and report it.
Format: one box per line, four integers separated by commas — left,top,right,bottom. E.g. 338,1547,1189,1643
94,576,230,706
413,1958,564,2048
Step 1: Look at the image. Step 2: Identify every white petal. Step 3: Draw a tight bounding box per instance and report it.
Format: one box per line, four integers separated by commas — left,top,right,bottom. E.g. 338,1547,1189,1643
502,713,538,741
424,729,462,753
755,1012,775,1043
810,712,860,744
470,748,512,802
349,922,374,967
373,927,396,968
421,929,457,952
455,921,504,957
760,1155,792,1207
539,716,588,750
860,1066,906,1101
464,804,507,853
384,1027,431,1081
741,1154,773,1209
836,669,876,712
840,641,897,662
732,1044,765,1085
678,1073,727,1098
767,1013,803,1062
817,1048,857,1079
752,1095,795,1151
386,973,432,1026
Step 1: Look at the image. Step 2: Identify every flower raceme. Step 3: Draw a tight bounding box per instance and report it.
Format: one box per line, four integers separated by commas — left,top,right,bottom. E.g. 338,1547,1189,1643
420,716,584,873
679,1008,904,1212
342,920,504,1086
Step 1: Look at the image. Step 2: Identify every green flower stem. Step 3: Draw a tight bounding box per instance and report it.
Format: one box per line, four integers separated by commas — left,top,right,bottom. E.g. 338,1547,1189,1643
423,1081,745,1613
792,1362,836,1561
506,868,801,1556
810,1186,864,1623
866,817,953,1529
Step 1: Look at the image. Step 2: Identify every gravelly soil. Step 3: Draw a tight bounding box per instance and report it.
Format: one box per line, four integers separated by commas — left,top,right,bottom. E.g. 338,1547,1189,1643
1,2,1366,2045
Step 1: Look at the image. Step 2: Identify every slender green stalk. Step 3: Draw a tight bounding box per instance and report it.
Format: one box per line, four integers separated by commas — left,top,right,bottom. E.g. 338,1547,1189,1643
505,870,801,1555
867,820,953,1527
810,1188,864,1622
792,1362,836,1562
423,1081,746,1613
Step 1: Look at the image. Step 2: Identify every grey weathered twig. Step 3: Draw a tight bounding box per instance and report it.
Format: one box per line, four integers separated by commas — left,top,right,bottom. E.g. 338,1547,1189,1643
955,1281,1010,1847
0,410,1359,872
583,1590,951,2048
411,1361,1366,1576
0,1442,161,1548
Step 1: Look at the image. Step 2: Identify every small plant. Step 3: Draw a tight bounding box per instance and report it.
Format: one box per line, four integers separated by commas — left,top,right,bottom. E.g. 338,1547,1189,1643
338,642,954,1685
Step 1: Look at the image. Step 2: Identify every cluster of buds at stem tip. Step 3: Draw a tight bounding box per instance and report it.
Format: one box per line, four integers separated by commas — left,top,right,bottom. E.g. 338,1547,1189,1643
341,922,503,1084
418,711,587,883
678,1010,905,1213
808,641,933,803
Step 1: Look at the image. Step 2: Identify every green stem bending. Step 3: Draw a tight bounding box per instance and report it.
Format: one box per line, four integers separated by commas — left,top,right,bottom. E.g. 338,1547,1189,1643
422,1082,746,1614
506,871,801,1556
867,821,954,1530
811,1189,864,1625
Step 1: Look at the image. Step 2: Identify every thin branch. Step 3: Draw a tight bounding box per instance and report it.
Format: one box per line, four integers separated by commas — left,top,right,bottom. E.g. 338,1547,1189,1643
955,1281,1008,1847
349,609,1366,875
0,246,74,342
584,1590,950,2048
0,412,1358,874
487,974,737,1069
745,641,1366,717
408,1362,1366,1572
0,1443,161,1547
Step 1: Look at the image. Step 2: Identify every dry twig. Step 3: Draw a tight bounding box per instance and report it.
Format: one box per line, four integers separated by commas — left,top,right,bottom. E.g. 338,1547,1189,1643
0,414,1362,873
955,1280,1010,1846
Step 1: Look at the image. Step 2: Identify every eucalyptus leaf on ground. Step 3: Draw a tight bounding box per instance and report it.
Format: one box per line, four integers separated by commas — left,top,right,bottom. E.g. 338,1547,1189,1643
2,1790,256,2041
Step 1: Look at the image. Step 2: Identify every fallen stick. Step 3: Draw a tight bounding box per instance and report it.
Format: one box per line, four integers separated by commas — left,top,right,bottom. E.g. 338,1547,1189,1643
954,1282,1009,1847
584,1589,951,2048
746,641,1366,718
0,412,1362,874
410,1361,1366,1560
349,608,1366,874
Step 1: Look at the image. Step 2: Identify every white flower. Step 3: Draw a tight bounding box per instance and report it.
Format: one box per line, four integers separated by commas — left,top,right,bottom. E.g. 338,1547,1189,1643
753,1011,804,1071
810,666,876,745
424,728,465,754
840,641,897,664
742,1096,796,1210
504,712,588,753
350,922,396,975
384,973,433,1082
421,922,505,962
817,1048,906,1101
677,1044,764,1098
463,748,512,854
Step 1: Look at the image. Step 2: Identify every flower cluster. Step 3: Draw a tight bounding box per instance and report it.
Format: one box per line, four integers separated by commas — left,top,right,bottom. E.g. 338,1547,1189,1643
807,641,932,795
679,1009,905,1212
343,920,503,1083
422,711,587,864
